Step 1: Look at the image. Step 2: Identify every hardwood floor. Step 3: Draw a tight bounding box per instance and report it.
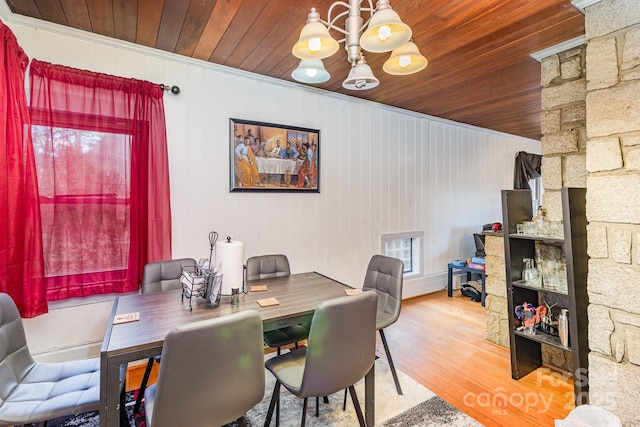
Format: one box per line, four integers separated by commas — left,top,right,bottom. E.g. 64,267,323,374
127,290,574,426
385,290,574,426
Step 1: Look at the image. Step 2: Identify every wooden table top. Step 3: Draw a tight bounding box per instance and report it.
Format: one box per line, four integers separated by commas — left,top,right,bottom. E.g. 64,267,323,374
105,271,352,355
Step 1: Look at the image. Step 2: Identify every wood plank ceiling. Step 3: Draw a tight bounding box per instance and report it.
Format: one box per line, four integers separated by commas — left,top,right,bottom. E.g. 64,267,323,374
5,0,585,140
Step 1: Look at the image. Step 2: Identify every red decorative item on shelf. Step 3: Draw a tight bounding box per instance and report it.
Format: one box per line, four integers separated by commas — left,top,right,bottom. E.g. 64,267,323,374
492,222,503,232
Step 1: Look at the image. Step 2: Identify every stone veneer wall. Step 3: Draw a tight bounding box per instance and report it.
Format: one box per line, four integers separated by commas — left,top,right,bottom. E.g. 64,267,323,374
541,46,587,221
581,1,640,424
540,43,588,372
484,233,509,347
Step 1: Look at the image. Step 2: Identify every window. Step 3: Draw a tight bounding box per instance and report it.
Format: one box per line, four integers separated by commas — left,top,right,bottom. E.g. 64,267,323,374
30,113,140,299
529,175,544,213
381,231,424,277
31,122,131,282
29,59,172,301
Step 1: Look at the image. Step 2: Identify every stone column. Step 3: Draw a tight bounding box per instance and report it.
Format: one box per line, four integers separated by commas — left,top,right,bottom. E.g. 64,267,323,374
539,44,587,370
581,1,640,423
484,232,509,347
540,46,587,221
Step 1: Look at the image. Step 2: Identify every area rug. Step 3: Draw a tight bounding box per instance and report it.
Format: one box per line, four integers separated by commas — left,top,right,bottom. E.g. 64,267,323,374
48,357,482,426
379,396,482,427
243,356,482,427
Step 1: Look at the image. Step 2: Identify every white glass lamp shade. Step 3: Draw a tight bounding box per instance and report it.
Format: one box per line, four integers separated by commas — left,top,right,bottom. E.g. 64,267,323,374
359,7,411,53
292,17,339,60
342,58,379,90
292,59,330,83
383,41,428,75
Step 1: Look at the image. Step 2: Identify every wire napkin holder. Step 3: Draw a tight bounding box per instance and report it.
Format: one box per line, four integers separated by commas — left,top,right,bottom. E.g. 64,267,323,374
180,231,222,311
181,265,222,311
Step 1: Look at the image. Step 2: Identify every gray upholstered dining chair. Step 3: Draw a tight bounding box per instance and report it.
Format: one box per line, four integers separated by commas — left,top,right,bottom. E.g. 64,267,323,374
143,310,265,427
133,257,196,413
139,257,197,293
245,254,310,355
0,293,101,426
362,254,405,395
263,291,378,427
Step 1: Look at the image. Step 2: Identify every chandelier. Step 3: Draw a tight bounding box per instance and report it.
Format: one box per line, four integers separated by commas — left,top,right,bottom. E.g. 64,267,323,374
291,0,427,90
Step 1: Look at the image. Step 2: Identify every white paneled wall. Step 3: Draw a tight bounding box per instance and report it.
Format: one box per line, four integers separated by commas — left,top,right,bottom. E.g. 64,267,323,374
5,15,540,359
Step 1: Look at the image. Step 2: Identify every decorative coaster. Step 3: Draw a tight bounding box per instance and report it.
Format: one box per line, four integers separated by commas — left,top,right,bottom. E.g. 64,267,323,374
113,312,140,324
345,288,363,296
257,297,279,307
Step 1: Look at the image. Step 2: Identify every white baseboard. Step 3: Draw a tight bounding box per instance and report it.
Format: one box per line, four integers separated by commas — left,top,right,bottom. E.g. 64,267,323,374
403,271,447,299
32,342,103,363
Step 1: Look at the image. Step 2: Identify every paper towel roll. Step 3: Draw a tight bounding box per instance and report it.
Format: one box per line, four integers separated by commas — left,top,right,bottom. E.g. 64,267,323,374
215,239,244,295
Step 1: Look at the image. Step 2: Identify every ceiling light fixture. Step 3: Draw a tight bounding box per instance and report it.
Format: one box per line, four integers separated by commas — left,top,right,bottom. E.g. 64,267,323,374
291,0,427,90
383,41,428,75
291,59,331,83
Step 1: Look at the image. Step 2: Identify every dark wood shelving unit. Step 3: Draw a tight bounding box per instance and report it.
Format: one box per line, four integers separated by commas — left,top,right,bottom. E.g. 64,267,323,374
501,188,589,406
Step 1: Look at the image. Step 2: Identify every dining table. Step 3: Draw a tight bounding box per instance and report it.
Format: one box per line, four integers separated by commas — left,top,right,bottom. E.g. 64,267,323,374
99,271,376,426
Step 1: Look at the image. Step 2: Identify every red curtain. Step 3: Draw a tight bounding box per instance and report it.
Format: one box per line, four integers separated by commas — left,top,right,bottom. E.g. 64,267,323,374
29,60,171,300
0,22,47,317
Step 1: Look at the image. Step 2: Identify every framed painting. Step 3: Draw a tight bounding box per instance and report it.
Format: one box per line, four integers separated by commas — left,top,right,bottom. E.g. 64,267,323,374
230,118,320,192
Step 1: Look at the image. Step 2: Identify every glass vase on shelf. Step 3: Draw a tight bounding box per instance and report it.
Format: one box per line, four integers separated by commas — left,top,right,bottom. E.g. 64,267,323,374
540,259,568,293
522,258,540,287
541,259,559,291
